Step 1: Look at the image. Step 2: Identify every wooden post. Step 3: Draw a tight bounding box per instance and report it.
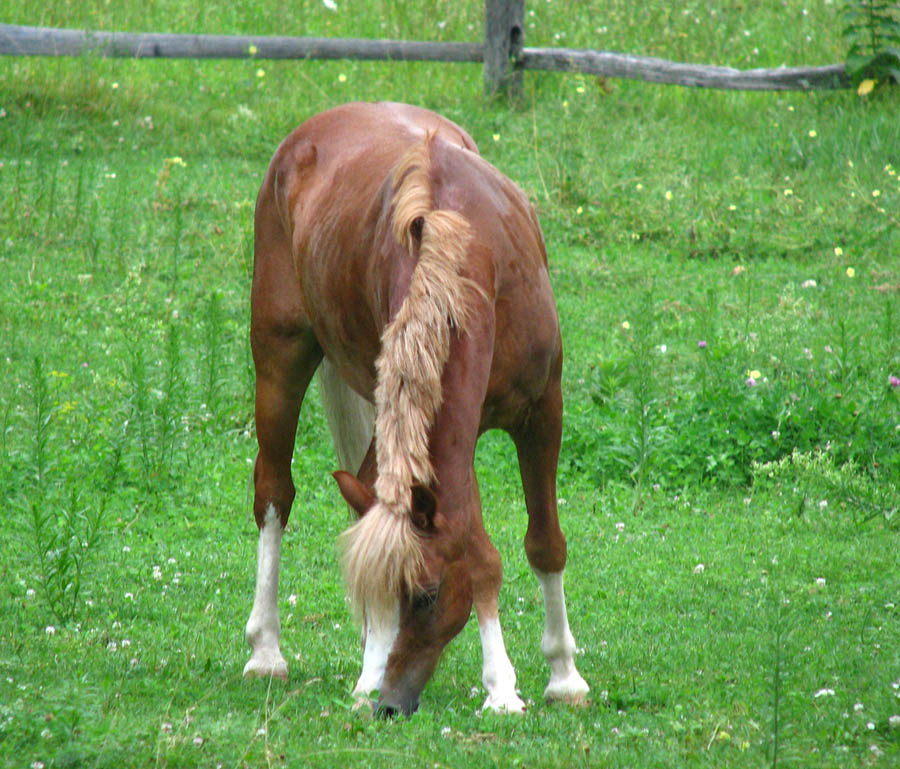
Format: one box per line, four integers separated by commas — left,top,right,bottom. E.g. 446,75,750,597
484,0,524,97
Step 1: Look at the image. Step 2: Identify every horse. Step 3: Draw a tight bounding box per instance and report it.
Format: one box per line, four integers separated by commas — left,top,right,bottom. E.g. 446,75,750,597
242,101,589,716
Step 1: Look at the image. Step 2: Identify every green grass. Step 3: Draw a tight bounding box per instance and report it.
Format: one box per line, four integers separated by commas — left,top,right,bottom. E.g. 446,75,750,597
2,1,899,767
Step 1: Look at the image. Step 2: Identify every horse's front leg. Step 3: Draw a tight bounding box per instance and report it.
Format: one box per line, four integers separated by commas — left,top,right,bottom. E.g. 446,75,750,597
514,377,590,704
244,489,289,680
243,326,321,680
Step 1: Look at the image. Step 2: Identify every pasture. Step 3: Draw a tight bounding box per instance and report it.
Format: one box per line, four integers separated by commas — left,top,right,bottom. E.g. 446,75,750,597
1,1,899,766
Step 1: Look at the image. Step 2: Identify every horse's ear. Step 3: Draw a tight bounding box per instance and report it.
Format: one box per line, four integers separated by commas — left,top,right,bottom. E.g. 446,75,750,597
410,485,438,533
410,216,424,244
332,471,376,518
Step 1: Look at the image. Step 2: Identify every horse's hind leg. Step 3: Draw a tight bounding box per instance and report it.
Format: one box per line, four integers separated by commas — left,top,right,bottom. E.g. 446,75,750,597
467,484,526,713
514,375,589,704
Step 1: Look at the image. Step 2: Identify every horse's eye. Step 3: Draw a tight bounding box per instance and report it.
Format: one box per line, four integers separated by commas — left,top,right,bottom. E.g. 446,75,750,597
411,586,439,611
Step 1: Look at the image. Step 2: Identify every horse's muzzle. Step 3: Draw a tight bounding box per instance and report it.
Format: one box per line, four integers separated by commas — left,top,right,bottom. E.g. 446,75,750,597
375,692,420,718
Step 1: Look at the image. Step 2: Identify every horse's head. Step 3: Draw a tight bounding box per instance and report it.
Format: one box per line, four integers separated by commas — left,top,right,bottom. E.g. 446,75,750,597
334,470,473,716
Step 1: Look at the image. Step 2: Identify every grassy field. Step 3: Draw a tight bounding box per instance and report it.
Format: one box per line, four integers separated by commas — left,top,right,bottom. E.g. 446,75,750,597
2,1,899,767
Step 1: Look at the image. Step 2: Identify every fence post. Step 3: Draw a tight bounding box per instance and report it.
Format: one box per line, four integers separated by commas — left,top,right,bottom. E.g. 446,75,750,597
484,0,524,97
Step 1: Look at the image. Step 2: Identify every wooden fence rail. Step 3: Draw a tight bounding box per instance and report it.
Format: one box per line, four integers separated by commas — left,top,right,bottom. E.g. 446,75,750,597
0,19,851,94
521,47,849,91
0,24,483,65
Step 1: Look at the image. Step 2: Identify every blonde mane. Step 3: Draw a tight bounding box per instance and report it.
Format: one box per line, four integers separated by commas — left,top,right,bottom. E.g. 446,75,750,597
340,135,480,620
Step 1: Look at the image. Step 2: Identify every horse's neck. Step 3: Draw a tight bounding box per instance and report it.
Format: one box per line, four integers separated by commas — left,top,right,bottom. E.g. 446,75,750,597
425,319,495,510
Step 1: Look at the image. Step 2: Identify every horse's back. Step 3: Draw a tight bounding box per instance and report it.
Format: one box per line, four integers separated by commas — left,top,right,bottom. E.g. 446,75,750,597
424,138,562,423
268,102,477,226
254,102,559,420
252,103,476,385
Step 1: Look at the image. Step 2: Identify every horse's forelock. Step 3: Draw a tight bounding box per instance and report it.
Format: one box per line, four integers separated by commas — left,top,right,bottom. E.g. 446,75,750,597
339,501,424,621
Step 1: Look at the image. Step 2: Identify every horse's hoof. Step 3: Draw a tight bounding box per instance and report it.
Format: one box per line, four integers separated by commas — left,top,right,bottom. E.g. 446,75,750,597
482,691,527,714
544,672,590,706
243,652,289,681
351,697,375,715
547,691,590,707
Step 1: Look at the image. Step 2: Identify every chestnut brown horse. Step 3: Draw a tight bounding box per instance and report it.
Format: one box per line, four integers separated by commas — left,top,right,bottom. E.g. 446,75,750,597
243,101,588,716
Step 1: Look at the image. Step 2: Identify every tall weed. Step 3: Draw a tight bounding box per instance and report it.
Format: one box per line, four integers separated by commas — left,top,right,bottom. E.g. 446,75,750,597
752,448,899,529
18,358,108,624
125,319,187,488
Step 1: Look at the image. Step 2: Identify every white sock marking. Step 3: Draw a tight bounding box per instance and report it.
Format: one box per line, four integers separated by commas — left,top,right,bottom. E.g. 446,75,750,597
478,616,525,713
352,600,399,700
243,505,288,679
534,569,589,702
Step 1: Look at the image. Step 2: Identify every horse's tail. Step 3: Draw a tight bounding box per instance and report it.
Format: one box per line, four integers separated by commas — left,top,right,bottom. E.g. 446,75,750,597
339,134,483,621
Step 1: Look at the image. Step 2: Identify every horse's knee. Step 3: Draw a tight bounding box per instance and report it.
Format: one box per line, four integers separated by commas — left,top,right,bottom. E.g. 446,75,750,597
469,536,503,609
253,456,295,528
524,526,567,575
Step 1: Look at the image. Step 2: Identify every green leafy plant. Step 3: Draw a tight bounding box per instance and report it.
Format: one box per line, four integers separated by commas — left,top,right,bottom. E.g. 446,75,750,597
20,358,108,623
125,319,187,487
752,448,900,529
842,0,900,86
24,491,107,625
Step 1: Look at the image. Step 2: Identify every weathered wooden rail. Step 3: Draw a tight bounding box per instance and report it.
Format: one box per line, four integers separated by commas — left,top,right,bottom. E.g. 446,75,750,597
0,2,851,96
520,48,849,91
0,24,484,65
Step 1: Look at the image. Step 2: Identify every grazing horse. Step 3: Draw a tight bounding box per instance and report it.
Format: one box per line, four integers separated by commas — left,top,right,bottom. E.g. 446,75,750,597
243,101,588,716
